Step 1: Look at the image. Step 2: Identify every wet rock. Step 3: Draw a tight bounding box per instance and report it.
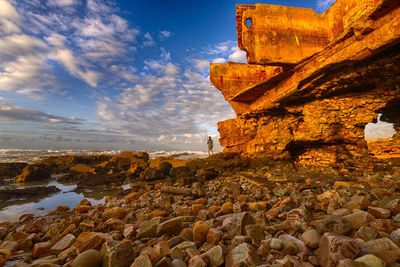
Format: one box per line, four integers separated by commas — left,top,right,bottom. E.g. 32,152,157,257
32,241,52,258
72,249,102,267
169,167,191,179
137,217,168,239
368,206,391,219
355,254,386,267
226,243,261,267
14,165,51,183
100,240,135,267
318,233,360,267
301,229,321,248
50,233,75,254
158,162,173,175
140,167,165,181
193,221,210,244
0,186,60,201
76,172,125,187
196,168,218,181
0,162,28,179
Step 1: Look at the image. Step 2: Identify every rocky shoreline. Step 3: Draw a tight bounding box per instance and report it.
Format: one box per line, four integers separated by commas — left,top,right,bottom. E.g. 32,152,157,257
0,152,400,266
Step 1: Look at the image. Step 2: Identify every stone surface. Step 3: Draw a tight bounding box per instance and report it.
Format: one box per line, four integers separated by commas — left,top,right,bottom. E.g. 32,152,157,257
193,222,210,244
209,0,400,174
318,233,360,267
50,233,76,254
14,165,51,183
302,229,321,249
72,249,102,267
100,240,135,267
32,241,52,258
225,243,261,267
355,254,386,267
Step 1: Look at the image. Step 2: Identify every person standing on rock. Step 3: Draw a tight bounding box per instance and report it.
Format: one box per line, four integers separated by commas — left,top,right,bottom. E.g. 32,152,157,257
207,136,214,156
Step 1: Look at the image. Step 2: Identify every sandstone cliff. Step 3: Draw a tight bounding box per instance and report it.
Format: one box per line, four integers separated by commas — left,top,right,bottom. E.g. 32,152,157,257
210,0,400,174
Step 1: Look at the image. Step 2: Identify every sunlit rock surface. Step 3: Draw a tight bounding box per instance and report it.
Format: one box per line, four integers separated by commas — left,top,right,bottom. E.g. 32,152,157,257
210,0,400,174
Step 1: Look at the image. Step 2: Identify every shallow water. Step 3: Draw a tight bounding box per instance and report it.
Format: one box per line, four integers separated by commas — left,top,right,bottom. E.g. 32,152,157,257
0,177,127,222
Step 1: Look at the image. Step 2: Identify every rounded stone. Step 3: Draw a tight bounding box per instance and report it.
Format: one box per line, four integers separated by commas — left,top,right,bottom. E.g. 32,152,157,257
171,259,187,267
72,249,102,267
355,254,386,267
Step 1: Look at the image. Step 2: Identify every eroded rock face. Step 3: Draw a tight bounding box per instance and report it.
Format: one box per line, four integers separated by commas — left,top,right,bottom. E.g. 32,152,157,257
210,0,400,174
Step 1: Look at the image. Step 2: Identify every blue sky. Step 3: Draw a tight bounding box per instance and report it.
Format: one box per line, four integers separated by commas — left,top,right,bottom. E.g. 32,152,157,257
0,0,392,151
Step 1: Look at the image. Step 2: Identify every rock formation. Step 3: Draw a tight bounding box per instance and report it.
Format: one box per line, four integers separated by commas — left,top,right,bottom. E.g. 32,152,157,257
210,0,400,174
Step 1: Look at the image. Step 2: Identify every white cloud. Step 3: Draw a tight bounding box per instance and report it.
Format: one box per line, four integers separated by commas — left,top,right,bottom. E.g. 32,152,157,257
159,30,172,39
228,46,246,63
0,0,21,34
95,50,235,144
365,114,396,140
316,0,335,12
47,0,76,7
0,104,85,124
193,59,209,72
143,32,156,47
212,58,226,64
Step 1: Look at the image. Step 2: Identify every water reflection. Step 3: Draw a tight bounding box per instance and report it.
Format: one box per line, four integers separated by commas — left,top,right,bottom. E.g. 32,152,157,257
0,180,126,222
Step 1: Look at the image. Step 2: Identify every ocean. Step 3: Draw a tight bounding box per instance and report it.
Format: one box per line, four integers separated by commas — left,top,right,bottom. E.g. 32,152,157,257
0,149,209,164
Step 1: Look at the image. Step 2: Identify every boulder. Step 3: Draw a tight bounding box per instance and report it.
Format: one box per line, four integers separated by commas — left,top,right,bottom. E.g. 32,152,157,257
75,232,113,253
169,166,191,179
196,168,218,181
0,163,28,179
140,167,165,181
137,217,168,239
14,165,51,182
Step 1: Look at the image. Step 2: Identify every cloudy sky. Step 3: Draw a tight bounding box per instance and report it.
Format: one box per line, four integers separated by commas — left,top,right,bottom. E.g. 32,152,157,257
1,0,391,151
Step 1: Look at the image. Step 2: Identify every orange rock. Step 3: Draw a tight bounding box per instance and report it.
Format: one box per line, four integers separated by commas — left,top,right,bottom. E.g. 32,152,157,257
193,221,210,244
125,192,140,203
75,205,91,213
102,207,127,220
208,206,219,214
249,202,267,211
220,202,233,214
0,249,11,267
148,210,168,218
195,198,207,205
32,241,52,258
206,228,221,245
209,0,400,174
191,204,205,215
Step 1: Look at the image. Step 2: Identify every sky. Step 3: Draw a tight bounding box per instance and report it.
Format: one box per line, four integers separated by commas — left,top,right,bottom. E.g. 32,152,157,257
0,0,394,152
